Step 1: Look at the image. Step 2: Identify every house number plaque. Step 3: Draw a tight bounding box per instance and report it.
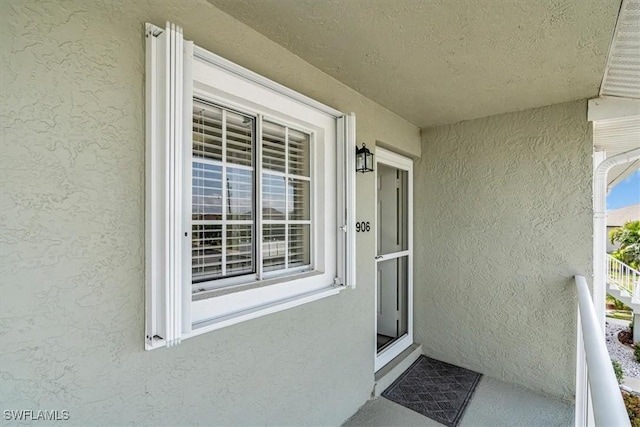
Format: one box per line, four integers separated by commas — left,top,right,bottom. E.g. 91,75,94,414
355,221,371,232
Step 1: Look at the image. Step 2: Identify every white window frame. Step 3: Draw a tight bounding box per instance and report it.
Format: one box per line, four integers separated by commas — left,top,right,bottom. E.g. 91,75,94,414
145,22,356,350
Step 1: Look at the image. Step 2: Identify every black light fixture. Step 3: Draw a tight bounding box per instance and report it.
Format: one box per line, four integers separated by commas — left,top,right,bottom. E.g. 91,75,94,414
356,143,374,173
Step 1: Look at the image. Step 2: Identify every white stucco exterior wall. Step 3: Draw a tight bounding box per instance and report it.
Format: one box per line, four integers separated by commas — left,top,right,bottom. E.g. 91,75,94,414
414,100,593,400
0,0,419,425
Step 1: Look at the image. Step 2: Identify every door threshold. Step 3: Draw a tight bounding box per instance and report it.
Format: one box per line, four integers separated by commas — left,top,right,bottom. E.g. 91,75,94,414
374,343,422,396
375,333,412,372
376,334,395,352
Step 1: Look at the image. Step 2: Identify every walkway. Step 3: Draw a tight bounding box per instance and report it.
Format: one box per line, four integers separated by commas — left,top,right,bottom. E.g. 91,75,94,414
343,376,573,427
606,318,640,381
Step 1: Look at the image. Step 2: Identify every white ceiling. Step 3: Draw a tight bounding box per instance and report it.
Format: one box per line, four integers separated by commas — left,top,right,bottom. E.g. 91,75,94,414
209,0,621,128
593,115,640,187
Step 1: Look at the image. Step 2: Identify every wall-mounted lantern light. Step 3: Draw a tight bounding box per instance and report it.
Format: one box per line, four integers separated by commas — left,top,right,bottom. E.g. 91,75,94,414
356,143,374,173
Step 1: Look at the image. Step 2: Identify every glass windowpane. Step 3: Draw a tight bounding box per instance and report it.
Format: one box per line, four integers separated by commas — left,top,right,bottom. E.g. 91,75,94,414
288,178,310,221
192,162,222,221
227,167,253,221
263,174,286,220
192,100,256,286
192,224,222,281
226,111,253,167
262,121,286,173
227,224,253,275
263,224,286,272
288,128,310,177
288,224,310,267
193,103,222,161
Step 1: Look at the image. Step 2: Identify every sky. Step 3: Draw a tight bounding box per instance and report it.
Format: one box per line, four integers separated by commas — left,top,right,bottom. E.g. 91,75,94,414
607,169,640,210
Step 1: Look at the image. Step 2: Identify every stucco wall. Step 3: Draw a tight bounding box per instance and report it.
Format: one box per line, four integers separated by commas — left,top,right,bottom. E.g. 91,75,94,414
0,0,419,425
414,100,593,399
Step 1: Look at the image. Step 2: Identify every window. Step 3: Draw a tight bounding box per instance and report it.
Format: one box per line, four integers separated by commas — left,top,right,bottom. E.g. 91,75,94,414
190,100,313,293
145,22,356,349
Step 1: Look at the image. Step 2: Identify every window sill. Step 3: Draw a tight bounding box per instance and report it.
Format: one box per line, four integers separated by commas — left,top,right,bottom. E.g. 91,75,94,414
187,283,345,339
192,269,322,301
146,283,344,351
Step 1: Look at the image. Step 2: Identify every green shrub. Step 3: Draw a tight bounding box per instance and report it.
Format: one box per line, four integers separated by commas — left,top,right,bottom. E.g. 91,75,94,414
610,220,640,270
613,360,624,384
609,311,634,321
635,345,640,363
622,391,640,427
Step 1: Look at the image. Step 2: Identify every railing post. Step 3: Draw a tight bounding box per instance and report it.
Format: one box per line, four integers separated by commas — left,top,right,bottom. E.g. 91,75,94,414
575,311,589,427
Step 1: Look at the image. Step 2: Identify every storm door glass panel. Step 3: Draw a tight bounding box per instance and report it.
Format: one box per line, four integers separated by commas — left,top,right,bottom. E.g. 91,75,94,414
261,121,311,274
377,164,408,256
192,99,255,286
376,256,409,351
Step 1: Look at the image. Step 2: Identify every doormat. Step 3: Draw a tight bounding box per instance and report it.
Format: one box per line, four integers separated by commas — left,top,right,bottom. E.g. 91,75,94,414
381,355,482,427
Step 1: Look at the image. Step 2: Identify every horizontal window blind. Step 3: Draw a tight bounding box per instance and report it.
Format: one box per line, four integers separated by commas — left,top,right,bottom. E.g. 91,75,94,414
191,99,312,291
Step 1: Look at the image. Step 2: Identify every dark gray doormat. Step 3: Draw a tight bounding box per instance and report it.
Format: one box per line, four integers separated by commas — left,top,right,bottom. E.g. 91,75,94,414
381,355,482,427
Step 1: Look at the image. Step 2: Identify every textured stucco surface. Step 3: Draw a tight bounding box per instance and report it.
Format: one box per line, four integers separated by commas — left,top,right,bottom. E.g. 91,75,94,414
0,0,419,425
209,0,620,128
414,100,593,399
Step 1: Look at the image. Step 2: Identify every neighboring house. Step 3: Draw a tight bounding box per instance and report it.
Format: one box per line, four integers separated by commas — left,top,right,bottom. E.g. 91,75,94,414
607,203,640,253
1,1,639,426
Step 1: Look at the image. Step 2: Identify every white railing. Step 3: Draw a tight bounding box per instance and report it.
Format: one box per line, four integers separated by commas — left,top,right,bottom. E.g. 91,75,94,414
607,254,640,304
575,275,630,427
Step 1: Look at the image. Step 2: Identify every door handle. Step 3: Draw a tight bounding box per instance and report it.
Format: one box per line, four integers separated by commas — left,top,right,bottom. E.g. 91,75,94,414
375,255,383,260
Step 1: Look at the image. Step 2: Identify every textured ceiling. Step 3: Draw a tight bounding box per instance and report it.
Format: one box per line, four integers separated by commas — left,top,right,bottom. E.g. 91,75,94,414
208,0,621,128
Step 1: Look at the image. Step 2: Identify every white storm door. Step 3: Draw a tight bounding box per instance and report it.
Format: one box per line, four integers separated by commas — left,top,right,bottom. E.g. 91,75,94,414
375,147,413,371
377,163,402,337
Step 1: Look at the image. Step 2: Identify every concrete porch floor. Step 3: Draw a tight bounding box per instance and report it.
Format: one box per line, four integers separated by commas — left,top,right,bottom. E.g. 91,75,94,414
343,376,574,427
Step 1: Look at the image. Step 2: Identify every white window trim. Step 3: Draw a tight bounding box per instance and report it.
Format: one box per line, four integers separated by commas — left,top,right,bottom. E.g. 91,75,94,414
145,22,356,350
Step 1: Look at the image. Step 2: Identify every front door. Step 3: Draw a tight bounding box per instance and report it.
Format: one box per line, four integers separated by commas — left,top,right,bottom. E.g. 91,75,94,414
375,147,413,371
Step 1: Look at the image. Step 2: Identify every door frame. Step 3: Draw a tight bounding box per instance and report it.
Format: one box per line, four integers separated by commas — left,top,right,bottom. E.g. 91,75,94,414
374,147,414,372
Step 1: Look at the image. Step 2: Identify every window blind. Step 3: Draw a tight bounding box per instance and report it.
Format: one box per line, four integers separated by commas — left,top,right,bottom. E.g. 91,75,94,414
191,100,312,289
192,100,254,283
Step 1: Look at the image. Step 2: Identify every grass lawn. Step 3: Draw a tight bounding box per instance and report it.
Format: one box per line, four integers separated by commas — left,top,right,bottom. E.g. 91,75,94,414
607,310,633,321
